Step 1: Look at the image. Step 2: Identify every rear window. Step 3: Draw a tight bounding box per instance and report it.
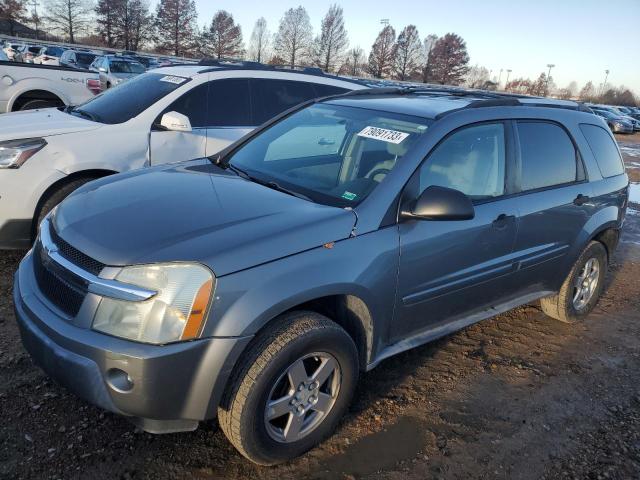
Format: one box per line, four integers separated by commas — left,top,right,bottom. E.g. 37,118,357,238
76,53,96,64
28,46,42,53
110,61,145,74
517,121,578,191
580,124,624,177
44,47,64,56
72,73,190,124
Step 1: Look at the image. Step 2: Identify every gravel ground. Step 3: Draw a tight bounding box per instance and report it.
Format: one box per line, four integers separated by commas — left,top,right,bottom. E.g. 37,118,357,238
0,135,639,480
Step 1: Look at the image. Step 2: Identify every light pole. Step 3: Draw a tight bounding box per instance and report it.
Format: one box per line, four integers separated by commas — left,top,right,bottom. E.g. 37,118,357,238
31,0,40,40
546,63,555,95
602,69,610,93
498,68,503,86
505,69,512,90
380,19,389,26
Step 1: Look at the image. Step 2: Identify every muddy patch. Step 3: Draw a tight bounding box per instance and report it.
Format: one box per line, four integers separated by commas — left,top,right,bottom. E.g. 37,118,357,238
311,416,427,478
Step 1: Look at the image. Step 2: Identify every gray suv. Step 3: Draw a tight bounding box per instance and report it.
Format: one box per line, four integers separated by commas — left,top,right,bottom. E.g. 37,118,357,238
14,88,629,465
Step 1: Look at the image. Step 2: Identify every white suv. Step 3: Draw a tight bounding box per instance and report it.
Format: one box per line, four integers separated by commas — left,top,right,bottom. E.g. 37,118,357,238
0,62,367,248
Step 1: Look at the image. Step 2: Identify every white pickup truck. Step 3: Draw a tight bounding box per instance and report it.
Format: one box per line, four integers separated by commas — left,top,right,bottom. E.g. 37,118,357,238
0,61,100,113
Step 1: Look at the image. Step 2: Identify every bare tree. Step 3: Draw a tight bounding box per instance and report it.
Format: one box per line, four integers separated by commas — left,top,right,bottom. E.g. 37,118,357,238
505,77,532,94
465,65,490,89
528,72,548,96
248,17,270,63
394,24,422,81
0,0,28,36
421,34,438,82
274,6,313,68
44,0,92,43
600,87,637,106
368,25,396,79
203,10,244,59
427,33,470,85
579,81,596,102
154,0,198,57
313,4,348,72
338,46,364,76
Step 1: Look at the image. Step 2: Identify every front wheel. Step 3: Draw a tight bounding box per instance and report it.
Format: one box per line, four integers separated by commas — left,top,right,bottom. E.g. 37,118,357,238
218,311,359,465
540,241,608,323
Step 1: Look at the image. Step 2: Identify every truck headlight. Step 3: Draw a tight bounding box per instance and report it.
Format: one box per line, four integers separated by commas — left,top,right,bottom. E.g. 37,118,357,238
0,138,47,168
92,263,214,344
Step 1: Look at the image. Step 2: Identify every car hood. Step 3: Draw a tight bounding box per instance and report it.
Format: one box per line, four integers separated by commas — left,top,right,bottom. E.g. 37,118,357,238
53,160,357,277
111,73,138,81
0,108,100,141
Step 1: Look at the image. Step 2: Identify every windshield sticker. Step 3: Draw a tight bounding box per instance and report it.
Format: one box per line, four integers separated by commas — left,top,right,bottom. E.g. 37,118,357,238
341,191,357,201
159,75,187,84
357,126,410,144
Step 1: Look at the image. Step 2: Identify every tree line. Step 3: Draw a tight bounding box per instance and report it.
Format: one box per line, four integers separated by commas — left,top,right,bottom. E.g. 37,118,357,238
1,0,635,104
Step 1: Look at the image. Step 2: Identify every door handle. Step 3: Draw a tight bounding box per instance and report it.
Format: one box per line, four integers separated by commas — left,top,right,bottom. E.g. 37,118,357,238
492,213,515,228
573,194,590,206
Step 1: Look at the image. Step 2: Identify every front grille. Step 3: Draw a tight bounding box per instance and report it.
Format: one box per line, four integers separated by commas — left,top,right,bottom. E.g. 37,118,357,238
49,227,105,276
33,242,86,317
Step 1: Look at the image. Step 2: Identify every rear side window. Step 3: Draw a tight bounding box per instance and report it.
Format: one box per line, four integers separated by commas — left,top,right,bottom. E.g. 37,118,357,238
517,121,578,191
251,79,318,125
207,79,251,126
580,124,624,177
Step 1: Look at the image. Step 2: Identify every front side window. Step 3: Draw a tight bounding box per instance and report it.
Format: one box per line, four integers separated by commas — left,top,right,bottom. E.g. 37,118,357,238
418,123,506,201
229,103,431,207
580,124,624,178
517,121,578,191
71,73,190,124
158,82,208,128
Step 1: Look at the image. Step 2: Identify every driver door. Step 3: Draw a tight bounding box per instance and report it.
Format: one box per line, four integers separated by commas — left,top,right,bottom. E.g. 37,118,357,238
149,81,209,166
392,122,519,341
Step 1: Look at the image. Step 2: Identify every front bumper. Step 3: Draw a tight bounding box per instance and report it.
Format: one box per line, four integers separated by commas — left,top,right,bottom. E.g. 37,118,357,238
14,253,252,433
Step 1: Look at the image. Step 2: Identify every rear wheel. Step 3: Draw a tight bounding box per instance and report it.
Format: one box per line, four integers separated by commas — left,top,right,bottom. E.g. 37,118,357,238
19,98,63,110
218,311,359,465
540,241,607,323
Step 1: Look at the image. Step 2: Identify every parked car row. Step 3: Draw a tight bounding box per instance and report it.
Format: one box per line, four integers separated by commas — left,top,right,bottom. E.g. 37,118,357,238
0,58,630,464
586,103,640,134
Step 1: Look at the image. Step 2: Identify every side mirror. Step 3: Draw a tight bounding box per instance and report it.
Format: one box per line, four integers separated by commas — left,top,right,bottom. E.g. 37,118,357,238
401,185,475,221
159,111,192,132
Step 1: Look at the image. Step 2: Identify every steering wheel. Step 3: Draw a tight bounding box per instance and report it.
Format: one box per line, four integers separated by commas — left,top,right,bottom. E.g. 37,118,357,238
366,168,392,181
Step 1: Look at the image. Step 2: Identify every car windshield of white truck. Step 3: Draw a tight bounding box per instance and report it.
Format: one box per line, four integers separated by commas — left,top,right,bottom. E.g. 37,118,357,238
228,103,431,207
110,60,145,74
69,73,190,124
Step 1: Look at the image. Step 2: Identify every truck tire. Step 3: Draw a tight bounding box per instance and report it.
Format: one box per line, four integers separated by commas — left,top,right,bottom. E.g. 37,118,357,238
218,311,358,465
33,177,95,238
540,241,608,323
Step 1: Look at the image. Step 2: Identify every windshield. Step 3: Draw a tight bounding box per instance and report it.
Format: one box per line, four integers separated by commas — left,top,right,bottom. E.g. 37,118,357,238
110,60,145,74
70,73,190,124
228,103,431,207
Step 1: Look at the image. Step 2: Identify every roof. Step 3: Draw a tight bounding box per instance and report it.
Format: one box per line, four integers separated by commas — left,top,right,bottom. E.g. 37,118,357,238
325,87,589,120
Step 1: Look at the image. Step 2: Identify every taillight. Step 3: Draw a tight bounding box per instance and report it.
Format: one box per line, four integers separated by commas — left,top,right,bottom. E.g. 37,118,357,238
86,78,101,95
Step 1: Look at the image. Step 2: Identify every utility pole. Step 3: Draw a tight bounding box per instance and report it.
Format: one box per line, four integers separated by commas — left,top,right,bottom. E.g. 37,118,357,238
31,0,40,40
546,63,555,95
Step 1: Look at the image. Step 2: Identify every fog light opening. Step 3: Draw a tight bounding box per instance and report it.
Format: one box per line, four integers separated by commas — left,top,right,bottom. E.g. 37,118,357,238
106,368,134,393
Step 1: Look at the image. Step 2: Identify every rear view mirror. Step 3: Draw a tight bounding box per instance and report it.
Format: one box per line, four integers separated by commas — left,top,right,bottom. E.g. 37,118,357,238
160,111,192,132
401,185,475,221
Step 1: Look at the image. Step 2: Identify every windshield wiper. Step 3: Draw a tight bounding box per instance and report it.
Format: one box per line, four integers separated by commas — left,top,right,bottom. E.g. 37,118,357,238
68,107,100,123
223,162,312,201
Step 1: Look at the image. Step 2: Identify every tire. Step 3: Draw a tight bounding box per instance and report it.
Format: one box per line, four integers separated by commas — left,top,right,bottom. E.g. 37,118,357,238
19,99,62,111
218,311,359,465
540,241,608,323
33,177,96,238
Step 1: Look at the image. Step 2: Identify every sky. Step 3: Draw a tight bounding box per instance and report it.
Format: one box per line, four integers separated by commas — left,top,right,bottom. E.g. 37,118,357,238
153,0,640,93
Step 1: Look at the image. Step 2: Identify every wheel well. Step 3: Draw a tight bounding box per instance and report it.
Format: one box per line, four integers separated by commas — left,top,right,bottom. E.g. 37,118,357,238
32,169,117,237
281,295,374,371
12,90,65,111
593,228,620,260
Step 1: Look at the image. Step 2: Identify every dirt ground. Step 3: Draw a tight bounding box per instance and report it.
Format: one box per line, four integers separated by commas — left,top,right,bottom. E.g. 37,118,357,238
1,134,640,480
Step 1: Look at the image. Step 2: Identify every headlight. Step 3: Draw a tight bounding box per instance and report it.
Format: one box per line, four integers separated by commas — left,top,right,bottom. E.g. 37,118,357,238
92,263,214,344
0,138,47,169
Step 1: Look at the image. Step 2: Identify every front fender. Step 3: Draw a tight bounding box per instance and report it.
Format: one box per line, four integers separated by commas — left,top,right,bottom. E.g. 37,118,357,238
205,226,400,357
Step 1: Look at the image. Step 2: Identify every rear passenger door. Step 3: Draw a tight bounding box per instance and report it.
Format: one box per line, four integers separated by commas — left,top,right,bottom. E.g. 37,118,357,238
509,120,593,295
